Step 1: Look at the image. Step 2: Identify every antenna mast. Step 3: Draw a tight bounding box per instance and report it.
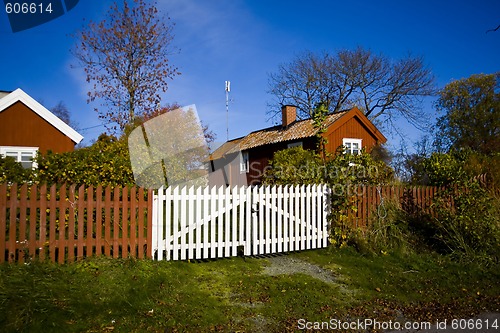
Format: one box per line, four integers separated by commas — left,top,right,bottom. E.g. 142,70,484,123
225,81,230,142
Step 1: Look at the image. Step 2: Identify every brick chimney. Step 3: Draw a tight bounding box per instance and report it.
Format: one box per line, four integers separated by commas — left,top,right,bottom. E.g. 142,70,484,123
281,105,296,127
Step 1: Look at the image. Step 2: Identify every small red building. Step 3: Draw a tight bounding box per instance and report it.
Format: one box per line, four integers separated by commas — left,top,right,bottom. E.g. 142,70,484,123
209,105,386,186
0,88,83,168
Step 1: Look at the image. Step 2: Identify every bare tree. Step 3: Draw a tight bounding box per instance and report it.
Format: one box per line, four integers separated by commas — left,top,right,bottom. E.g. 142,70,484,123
50,101,71,125
267,47,436,132
72,0,180,133
486,24,500,33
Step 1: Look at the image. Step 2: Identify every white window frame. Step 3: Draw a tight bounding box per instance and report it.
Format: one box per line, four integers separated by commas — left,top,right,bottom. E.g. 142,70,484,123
240,151,249,173
342,138,362,155
287,141,303,148
0,146,39,169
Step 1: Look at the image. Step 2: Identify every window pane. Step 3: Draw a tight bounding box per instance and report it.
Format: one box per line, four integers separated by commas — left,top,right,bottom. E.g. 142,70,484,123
21,152,33,162
21,161,33,169
240,152,249,172
6,152,18,160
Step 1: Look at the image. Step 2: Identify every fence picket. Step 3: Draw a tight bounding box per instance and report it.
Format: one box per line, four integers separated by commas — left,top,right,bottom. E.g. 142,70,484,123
18,184,28,263
179,187,187,260
8,184,17,263
231,186,238,257
163,187,172,260
95,186,103,256
224,186,231,257
0,184,6,262
67,185,75,262
202,187,209,258
85,185,93,258
243,186,251,255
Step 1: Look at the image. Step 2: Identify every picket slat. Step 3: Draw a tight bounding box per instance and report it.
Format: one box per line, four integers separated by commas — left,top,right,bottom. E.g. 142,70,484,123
0,184,6,262
224,186,231,257
231,186,238,257
67,185,76,262
8,184,17,262
203,187,209,258
85,185,93,258
244,186,251,256
95,186,103,256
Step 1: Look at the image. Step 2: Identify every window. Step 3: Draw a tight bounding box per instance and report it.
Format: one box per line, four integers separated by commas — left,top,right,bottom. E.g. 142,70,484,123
0,146,38,169
342,138,362,155
240,151,249,173
287,141,303,148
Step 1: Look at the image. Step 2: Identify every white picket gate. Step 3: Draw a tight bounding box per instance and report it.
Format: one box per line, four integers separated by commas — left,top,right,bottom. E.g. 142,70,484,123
151,184,330,261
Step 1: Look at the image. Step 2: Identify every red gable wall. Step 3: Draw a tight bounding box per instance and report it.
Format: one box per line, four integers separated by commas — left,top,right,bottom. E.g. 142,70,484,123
0,101,75,153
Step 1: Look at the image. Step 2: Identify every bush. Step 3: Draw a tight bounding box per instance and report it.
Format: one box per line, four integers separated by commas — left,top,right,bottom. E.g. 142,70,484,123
410,149,500,261
262,146,323,185
431,182,500,261
0,156,32,184
35,134,135,187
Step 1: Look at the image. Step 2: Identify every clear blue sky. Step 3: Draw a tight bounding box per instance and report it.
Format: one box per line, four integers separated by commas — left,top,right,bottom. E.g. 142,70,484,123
1,0,499,151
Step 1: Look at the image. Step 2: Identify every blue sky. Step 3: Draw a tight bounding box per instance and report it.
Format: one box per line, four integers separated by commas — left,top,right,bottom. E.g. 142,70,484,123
1,0,499,151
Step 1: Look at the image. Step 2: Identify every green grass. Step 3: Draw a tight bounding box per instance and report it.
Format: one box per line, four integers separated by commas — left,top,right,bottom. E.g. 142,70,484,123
0,248,499,332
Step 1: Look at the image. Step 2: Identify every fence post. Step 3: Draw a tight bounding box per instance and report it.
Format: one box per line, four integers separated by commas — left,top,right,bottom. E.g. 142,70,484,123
243,186,251,256
18,184,28,264
150,187,159,260
0,183,5,263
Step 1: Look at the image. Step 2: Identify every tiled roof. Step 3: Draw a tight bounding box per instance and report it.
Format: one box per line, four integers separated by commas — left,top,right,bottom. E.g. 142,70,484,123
213,110,349,157
238,111,348,150
209,138,243,160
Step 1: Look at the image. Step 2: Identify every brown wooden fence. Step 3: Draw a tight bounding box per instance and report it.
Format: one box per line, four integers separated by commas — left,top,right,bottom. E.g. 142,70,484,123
345,184,442,229
0,183,152,264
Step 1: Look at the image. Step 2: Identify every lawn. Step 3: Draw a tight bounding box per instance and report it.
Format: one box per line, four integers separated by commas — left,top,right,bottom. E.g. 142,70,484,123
0,247,499,332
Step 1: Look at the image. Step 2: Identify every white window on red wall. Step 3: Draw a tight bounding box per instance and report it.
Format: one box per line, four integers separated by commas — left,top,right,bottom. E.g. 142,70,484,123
240,151,249,173
0,146,39,169
342,138,362,155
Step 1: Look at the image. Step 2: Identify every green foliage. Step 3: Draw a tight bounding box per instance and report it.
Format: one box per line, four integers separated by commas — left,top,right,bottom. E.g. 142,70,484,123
326,149,394,186
430,183,500,261
262,146,323,185
435,73,500,154
420,149,471,186
0,156,32,184
312,101,329,159
362,198,420,255
326,151,395,248
35,134,135,187
411,148,500,189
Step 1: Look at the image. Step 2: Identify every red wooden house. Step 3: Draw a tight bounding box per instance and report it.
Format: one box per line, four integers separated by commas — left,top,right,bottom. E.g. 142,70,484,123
209,105,386,186
0,88,83,168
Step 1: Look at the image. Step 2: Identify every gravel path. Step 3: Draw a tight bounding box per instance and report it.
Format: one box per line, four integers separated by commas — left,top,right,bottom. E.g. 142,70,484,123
261,254,337,284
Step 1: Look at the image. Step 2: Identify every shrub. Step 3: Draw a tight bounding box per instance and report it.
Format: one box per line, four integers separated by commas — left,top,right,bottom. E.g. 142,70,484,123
262,146,323,185
35,134,135,187
430,182,500,261
326,150,395,248
0,156,33,184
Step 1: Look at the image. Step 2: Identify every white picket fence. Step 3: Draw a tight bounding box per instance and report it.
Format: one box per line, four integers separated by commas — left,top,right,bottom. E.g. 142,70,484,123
151,184,331,261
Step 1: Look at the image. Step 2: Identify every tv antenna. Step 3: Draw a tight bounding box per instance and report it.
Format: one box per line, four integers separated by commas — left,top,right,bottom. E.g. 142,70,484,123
225,81,230,141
